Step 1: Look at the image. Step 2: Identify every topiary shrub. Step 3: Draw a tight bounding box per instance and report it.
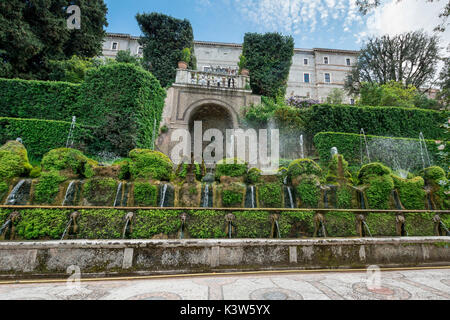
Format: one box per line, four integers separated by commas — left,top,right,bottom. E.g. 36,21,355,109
128,149,173,181
0,141,32,180
33,171,67,204
215,158,248,179
133,182,158,207
258,183,283,208
288,158,322,178
392,175,426,210
41,148,96,178
246,167,262,184
82,178,118,206
296,179,320,208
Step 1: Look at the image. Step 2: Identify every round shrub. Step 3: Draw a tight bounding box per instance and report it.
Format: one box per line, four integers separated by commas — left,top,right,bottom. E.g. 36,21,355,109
129,149,173,181
0,141,32,179
215,158,248,179
421,166,446,183
41,148,96,178
288,159,322,178
246,167,262,184
358,162,391,184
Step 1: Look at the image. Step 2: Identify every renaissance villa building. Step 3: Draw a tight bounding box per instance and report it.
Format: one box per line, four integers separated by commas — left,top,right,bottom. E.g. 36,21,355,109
102,33,358,104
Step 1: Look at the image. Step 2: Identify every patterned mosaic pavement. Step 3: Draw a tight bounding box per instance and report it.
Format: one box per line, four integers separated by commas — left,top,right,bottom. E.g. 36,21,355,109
0,268,448,300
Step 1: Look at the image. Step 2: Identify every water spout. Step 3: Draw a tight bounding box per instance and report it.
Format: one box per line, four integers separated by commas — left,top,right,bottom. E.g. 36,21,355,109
0,220,11,236
62,181,78,206
113,182,123,207
419,132,432,169
363,221,373,237
66,116,77,148
5,179,31,205
122,212,134,239
202,184,211,208
160,183,168,208
60,217,73,240
360,128,371,164
275,220,281,239
286,186,294,209
250,186,255,208
299,134,305,159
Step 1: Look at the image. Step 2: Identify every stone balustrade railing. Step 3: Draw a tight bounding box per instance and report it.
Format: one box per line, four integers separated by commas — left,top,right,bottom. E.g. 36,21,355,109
175,69,250,90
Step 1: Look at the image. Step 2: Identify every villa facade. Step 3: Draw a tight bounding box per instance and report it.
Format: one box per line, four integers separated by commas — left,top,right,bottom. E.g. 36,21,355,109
102,33,358,103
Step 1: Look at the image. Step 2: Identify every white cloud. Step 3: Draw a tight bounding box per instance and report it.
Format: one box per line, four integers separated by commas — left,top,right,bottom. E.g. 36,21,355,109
359,0,449,49
230,0,364,35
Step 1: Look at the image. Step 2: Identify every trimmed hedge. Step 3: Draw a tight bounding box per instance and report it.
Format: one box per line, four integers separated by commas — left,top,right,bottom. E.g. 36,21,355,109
0,117,93,160
314,132,448,170
0,78,81,122
76,63,166,155
309,104,447,139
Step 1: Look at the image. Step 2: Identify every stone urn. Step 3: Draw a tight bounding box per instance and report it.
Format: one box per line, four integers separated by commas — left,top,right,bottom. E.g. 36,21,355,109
178,61,188,69
240,68,249,76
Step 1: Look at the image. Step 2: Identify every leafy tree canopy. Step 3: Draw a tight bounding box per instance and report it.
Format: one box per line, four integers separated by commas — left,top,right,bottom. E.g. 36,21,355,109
242,32,294,98
136,12,196,88
345,31,440,95
0,0,108,80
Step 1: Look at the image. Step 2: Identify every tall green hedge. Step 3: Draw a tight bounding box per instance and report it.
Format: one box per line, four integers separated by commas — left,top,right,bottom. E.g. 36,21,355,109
314,132,448,170
76,63,166,156
242,33,294,98
309,104,447,139
0,78,81,121
0,117,93,159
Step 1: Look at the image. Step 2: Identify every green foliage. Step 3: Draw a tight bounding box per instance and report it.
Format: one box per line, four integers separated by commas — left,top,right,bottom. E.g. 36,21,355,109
358,162,392,184
115,50,144,67
242,32,294,98
41,148,95,178
336,187,353,209
0,141,32,179
314,132,448,170
76,63,166,155
325,212,357,237
0,78,81,121
392,176,426,210
0,181,8,200
246,168,262,184
308,104,447,140
222,189,244,208
326,88,345,105
133,182,158,207
0,0,108,80
296,179,319,208
234,211,271,238
365,213,397,236
405,212,435,236
238,54,247,72
187,210,227,238
14,209,69,240
34,171,66,204
77,209,125,239
129,149,173,181
422,166,446,182
358,163,394,209
257,183,282,208
83,178,118,206
136,12,195,87
181,48,191,64
176,163,203,181
0,117,93,160
48,55,98,83
278,211,315,238
131,210,182,238
215,158,248,179
359,81,418,108
242,97,280,128
326,154,351,184
288,159,322,178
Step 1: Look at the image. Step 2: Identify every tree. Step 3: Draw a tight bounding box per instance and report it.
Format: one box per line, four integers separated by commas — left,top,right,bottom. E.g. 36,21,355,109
0,0,108,80
345,31,440,95
326,89,345,104
437,57,450,107
115,50,144,67
136,12,196,88
356,0,449,31
242,32,294,98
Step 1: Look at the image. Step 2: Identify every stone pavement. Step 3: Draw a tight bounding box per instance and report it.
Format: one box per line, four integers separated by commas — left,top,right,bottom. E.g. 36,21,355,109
0,268,448,300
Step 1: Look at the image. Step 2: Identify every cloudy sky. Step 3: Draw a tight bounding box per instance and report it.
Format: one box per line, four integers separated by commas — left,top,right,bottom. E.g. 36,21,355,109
105,0,449,51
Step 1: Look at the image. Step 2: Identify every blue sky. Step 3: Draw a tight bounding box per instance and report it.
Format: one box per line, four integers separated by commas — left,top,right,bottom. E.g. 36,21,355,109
104,0,449,51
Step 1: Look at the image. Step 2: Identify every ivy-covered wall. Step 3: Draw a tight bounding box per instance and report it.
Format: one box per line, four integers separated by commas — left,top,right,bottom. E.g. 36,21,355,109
0,208,445,240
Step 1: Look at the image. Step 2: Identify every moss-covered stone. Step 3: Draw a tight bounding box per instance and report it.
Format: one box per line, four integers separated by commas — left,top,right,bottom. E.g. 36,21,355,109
405,212,435,236
215,158,248,180
278,211,314,238
234,211,271,238
33,171,67,204
358,163,394,209
257,182,283,208
221,183,245,208
128,149,173,181
392,175,426,210
0,141,32,180
326,154,351,185
365,213,397,236
296,178,320,208
14,209,69,240
288,158,322,179
246,167,262,184
41,148,96,178
77,209,126,239
325,211,357,237
336,187,353,209
186,210,227,238
82,178,118,206
133,182,158,207
421,166,449,210
131,210,183,239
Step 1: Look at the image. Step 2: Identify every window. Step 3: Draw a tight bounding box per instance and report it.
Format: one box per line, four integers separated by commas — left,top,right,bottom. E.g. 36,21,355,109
138,47,143,55
112,42,118,50
323,56,329,64
304,73,310,83
324,73,331,83
346,58,351,66
304,58,308,65
350,99,355,105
